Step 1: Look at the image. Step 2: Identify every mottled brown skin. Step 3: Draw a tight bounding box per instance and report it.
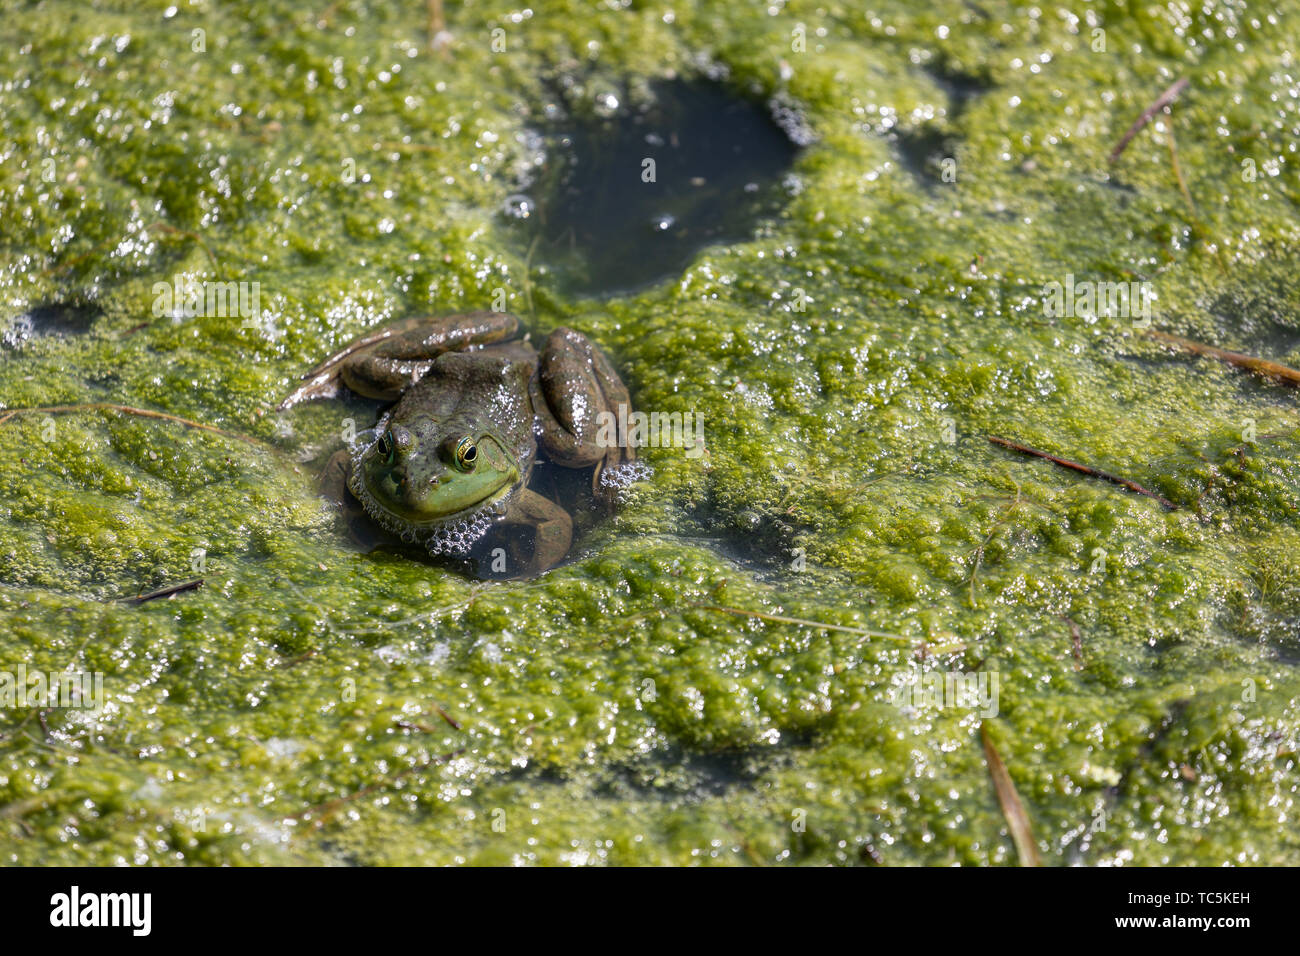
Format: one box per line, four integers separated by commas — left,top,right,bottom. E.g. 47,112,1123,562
281,312,635,576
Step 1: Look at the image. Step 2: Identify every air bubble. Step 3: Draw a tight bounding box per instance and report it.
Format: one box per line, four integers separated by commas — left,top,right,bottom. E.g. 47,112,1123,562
502,193,534,219
593,91,620,117
600,460,653,496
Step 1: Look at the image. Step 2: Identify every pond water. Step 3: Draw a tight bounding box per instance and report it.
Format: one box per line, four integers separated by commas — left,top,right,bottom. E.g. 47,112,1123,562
509,79,801,296
0,0,1298,866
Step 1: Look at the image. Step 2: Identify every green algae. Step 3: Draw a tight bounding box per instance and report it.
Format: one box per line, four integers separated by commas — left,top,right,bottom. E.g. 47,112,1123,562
0,0,1299,865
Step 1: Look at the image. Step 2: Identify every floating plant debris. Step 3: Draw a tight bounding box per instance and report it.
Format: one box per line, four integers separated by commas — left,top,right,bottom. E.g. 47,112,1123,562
987,435,1177,510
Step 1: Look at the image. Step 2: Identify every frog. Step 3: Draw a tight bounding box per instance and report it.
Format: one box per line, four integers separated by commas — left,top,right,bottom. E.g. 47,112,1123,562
278,311,639,576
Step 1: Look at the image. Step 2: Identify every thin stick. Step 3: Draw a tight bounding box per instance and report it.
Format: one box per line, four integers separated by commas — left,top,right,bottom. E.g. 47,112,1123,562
981,723,1041,866
426,0,450,54
400,706,462,732
1109,77,1189,164
433,705,462,731
1144,329,1300,386
0,403,269,448
130,578,204,604
722,811,767,867
969,485,1025,608
1166,123,1198,219
427,0,445,37
0,793,66,820
987,436,1176,510
42,222,220,277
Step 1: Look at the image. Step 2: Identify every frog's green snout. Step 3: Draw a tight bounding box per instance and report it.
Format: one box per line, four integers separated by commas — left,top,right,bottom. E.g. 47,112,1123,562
358,426,517,524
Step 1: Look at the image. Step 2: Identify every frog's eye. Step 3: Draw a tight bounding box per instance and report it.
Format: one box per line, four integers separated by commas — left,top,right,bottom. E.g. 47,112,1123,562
377,429,396,465
452,436,477,472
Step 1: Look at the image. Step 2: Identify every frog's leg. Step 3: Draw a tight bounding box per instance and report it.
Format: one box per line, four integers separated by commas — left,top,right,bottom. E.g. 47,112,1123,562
529,327,636,505
278,311,521,409
493,488,573,575
317,449,387,551
319,448,351,503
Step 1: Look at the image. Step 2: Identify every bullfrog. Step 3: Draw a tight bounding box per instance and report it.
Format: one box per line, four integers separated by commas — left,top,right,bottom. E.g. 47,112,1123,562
278,311,639,576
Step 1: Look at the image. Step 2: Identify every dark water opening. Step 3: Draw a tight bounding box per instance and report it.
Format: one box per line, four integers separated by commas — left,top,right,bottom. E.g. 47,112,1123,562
923,62,991,120
509,79,802,297
894,127,959,189
2,303,99,349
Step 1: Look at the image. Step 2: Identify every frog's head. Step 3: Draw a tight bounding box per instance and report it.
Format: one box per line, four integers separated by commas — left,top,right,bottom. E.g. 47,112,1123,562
349,416,521,532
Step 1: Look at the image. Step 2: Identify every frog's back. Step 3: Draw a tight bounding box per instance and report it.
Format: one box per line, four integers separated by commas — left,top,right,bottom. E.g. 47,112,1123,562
389,345,537,460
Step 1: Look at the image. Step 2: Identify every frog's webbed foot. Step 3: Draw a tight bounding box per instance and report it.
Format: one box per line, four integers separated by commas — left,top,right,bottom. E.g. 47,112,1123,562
278,311,521,410
529,327,636,508
489,488,572,576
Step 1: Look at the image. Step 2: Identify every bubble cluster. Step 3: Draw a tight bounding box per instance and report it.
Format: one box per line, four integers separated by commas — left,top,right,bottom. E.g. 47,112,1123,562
600,459,653,494
1,314,34,349
501,193,535,220
423,503,502,556
768,93,817,147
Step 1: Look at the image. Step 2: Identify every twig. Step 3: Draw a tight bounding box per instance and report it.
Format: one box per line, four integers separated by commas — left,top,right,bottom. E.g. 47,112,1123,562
433,705,462,731
0,403,270,449
427,0,451,54
398,705,461,733
313,1,342,29
1165,123,1198,219
606,599,947,652
129,578,204,604
1144,330,1300,386
981,723,1041,866
968,484,1026,608
41,221,219,277
1108,77,1189,164
987,436,1176,510
278,648,318,668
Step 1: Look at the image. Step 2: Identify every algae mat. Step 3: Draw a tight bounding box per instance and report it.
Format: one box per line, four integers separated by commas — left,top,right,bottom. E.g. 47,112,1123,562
1,0,1299,865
